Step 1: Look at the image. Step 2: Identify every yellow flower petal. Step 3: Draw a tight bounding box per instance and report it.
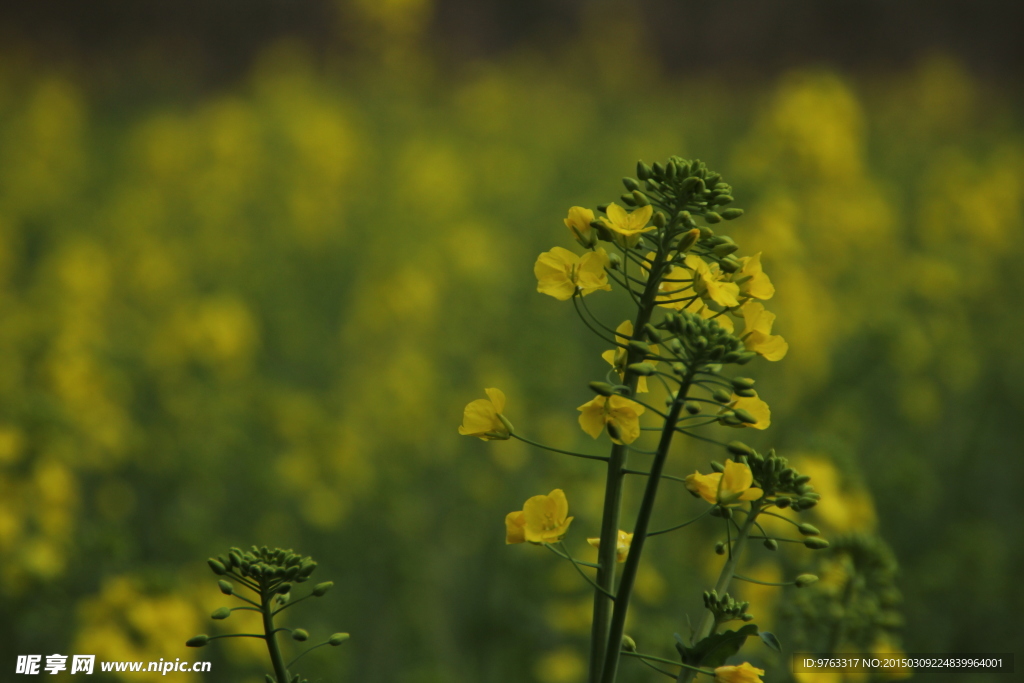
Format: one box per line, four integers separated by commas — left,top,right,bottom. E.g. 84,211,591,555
587,530,634,563
459,388,509,440
505,511,526,544
521,489,573,543
714,662,765,683
564,206,596,241
602,203,655,237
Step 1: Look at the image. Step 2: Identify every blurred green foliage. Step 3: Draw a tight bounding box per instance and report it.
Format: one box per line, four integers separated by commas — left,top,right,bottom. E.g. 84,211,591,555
0,4,1021,682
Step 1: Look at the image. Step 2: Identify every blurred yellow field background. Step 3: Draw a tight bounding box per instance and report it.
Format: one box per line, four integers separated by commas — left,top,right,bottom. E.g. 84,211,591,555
1,3,1021,682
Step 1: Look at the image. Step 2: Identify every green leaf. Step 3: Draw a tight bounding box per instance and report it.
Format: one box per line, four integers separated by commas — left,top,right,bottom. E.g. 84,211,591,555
759,631,782,653
676,624,759,668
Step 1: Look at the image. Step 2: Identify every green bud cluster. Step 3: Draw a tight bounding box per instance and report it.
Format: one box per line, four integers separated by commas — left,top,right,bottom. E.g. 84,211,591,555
209,546,318,587
632,157,742,224
737,448,821,510
703,590,754,624
652,310,748,370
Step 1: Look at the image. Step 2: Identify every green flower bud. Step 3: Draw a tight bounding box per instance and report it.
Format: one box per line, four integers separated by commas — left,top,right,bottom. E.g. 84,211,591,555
619,193,637,207
710,195,734,206
186,635,209,648
276,582,292,594
731,377,755,389
622,177,640,192
266,675,275,683
719,506,733,519
733,408,758,424
211,607,231,620
713,241,739,257
608,253,622,270
627,340,651,354
649,211,666,229
715,542,726,555
705,211,722,224
678,210,697,229
794,474,812,485
734,387,757,398
705,173,721,187
734,351,757,365
797,497,818,509
685,401,702,414
803,537,830,550
298,561,318,578
597,203,610,214
643,324,663,343
712,389,733,403
721,208,745,220
218,580,234,596
627,362,657,376
652,161,665,178
207,558,228,576
741,613,754,622
797,523,820,536
292,628,309,642
726,441,754,456
637,161,652,181
795,574,819,588
621,635,637,652
775,496,791,508
665,159,678,180
329,633,351,646
631,190,650,207
719,255,741,273
312,581,334,597
588,381,615,395
764,539,779,551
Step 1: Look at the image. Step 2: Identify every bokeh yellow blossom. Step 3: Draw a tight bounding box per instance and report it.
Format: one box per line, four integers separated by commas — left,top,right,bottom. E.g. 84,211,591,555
534,247,612,300
505,489,574,544
733,252,775,300
687,254,741,308
459,388,511,440
587,529,633,563
601,320,657,392
577,394,645,444
686,460,763,506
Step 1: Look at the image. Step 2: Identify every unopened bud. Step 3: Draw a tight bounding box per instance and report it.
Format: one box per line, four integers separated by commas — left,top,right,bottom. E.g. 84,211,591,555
795,574,819,588
292,628,309,641
675,228,700,252
803,537,830,550
186,635,209,648
637,162,652,181
764,539,778,551
713,241,739,257
734,387,757,398
211,607,231,620
621,635,637,652
721,208,744,220
775,496,791,509
632,190,650,207
218,580,234,596
797,523,820,536
715,542,726,555
622,177,640,192
726,441,754,456
710,195,734,206
712,389,733,403
329,633,351,646
685,401,702,415
652,211,667,228
705,211,722,224
207,559,227,575
733,408,758,425
627,362,657,376
620,193,637,207
312,581,334,597
710,460,725,473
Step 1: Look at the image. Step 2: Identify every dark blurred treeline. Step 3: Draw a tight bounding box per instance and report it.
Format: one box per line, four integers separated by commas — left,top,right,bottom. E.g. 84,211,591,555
2,0,1023,89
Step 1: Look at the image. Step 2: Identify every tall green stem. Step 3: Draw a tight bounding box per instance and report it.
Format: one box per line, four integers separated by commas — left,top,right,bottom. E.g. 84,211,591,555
588,238,670,683
675,504,761,683
599,372,693,683
262,588,290,683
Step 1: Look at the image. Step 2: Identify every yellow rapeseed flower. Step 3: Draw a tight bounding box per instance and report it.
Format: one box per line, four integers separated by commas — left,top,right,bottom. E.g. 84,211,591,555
505,489,574,545
732,252,775,300
714,662,765,683
601,320,657,393
719,392,772,430
738,301,788,361
459,388,511,440
685,460,763,506
686,254,740,308
577,395,645,444
534,247,612,301
587,530,633,563
564,206,596,242
601,203,655,240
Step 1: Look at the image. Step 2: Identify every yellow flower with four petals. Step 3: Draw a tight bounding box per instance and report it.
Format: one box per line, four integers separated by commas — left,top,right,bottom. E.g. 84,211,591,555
577,394,645,444
458,388,511,440
505,489,574,544
534,247,612,301
685,460,763,507
738,301,788,361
